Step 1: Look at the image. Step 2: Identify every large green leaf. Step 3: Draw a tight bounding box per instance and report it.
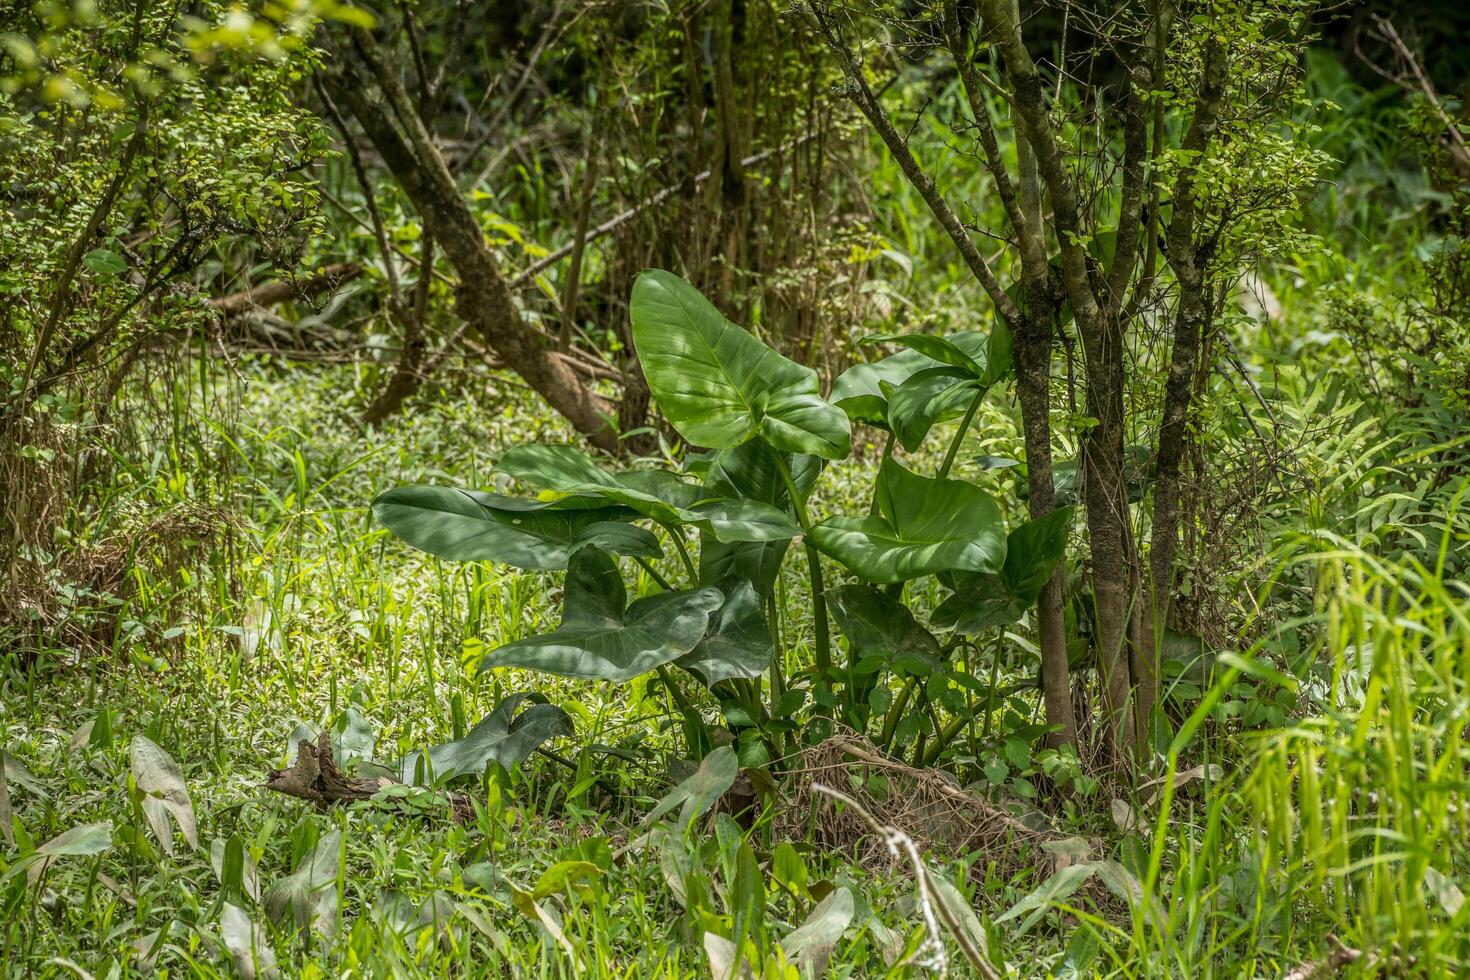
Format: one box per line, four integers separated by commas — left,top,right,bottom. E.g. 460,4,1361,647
498,445,800,544
629,270,850,459
373,486,660,570
399,693,572,784
675,578,773,687
834,329,1007,433
130,735,197,857
810,460,1006,583
482,547,723,682
828,584,943,676
932,507,1074,634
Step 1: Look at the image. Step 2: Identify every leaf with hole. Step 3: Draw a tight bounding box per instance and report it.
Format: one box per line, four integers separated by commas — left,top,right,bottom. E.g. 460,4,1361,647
630,270,850,458
481,546,723,682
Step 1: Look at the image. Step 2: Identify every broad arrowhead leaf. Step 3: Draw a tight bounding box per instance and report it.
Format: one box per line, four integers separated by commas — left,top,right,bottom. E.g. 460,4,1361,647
830,348,943,427
933,507,1073,634
810,460,1006,583
482,547,723,682
8,821,114,884
130,735,198,856
373,485,661,569
221,904,279,980
828,584,943,676
630,270,850,459
264,829,341,937
675,578,773,686
399,693,573,784
498,445,800,543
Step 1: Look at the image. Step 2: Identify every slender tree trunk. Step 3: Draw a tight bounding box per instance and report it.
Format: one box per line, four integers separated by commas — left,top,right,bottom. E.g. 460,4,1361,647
326,28,618,452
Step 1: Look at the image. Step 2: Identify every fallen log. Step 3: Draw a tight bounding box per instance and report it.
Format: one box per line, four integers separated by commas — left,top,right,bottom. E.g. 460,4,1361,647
265,731,473,822
210,263,363,318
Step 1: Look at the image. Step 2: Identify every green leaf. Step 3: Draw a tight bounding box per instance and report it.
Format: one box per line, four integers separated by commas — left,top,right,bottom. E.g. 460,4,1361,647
221,903,279,980
1001,506,1074,603
645,744,739,828
781,885,854,975
498,445,800,543
264,829,341,936
130,735,197,857
82,248,127,276
810,460,1006,583
398,693,573,784
373,486,660,569
703,439,821,510
482,547,723,682
886,368,981,452
931,573,1024,633
630,270,850,459
828,585,943,676
533,860,603,900
933,507,1073,634
830,348,945,427
862,331,988,376
675,577,773,687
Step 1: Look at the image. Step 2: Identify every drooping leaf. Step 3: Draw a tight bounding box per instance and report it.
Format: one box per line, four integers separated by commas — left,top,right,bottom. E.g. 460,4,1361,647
482,547,723,682
830,348,944,427
644,745,739,828
810,460,1006,583
931,573,1024,633
7,821,114,884
828,585,943,676
373,485,660,569
264,829,341,936
862,331,989,376
630,269,851,459
993,862,1097,936
886,367,981,452
130,735,198,856
498,445,801,543
675,578,773,686
221,903,279,980
398,693,573,784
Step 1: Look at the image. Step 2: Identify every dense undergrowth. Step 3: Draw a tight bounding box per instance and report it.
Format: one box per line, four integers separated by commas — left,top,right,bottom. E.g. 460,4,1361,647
4,10,1470,979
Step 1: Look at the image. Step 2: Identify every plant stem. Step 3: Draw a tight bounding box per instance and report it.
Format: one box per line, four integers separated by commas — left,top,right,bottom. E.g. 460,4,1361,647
938,387,986,479
633,556,673,592
772,453,832,678
878,675,919,748
661,524,698,581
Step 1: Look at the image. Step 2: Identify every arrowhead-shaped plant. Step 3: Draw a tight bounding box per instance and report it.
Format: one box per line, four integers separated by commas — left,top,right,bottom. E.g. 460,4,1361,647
629,269,852,459
481,546,724,682
811,459,1006,584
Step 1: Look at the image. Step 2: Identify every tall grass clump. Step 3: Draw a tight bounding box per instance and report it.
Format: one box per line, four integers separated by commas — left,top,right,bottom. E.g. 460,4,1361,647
1249,522,1470,970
